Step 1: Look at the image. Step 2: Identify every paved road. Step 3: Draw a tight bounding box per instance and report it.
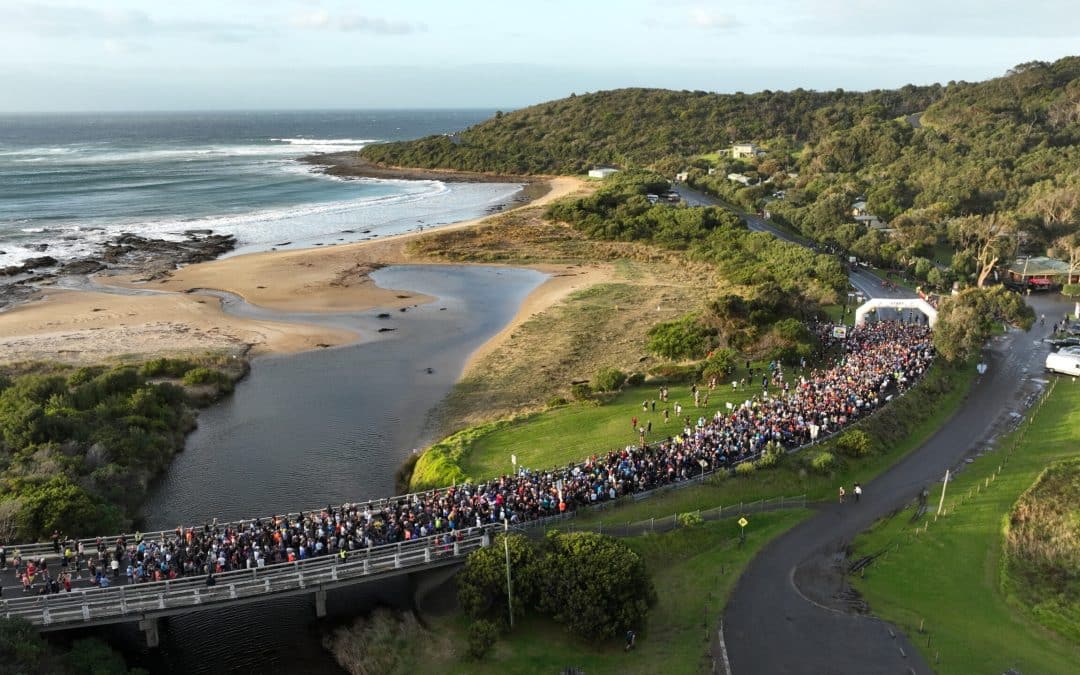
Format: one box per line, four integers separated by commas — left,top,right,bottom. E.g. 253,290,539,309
674,182,1063,673
675,183,916,304
722,296,1063,674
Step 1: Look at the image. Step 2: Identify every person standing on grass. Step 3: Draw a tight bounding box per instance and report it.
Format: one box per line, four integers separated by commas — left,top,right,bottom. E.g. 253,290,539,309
839,485,846,504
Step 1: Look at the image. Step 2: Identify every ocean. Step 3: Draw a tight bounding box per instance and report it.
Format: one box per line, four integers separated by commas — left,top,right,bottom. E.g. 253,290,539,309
0,110,518,265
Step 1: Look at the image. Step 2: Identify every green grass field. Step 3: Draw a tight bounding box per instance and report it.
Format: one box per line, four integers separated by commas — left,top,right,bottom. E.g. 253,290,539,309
461,382,759,479
419,510,810,675
851,380,1080,675
451,362,974,532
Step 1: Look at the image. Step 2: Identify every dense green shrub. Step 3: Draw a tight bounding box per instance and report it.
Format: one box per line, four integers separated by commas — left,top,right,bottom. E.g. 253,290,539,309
0,360,241,540
570,383,593,401
457,533,539,624
701,348,738,379
0,618,142,675
810,451,837,475
182,367,231,388
1062,284,1080,298
678,511,703,528
140,358,196,379
735,461,756,476
755,441,785,469
65,638,140,675
537,531,656,639
835,429,875,458
466,620,500,660
0,617,46,671
546,396,569,408
646,315,717,360
626,372,646,386
593,367,627,393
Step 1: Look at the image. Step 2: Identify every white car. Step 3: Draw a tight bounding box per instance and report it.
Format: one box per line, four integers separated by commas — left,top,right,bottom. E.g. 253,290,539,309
1046,346,1080,375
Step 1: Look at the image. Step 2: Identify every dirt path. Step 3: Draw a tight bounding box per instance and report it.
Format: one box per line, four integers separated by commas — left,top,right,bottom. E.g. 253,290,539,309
719,294,1066,674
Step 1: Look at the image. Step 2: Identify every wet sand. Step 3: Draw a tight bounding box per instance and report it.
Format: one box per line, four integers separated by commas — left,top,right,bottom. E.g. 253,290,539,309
0,176,585,363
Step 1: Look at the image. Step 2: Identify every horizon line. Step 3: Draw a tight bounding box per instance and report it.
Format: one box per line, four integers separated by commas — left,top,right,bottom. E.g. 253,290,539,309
0,106,514,115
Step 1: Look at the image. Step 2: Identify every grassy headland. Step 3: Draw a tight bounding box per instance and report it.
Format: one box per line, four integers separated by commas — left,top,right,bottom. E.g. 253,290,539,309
850,380,1080,674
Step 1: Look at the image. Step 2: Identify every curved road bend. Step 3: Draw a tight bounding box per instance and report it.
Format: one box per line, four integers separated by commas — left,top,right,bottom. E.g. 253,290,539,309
675,184,918,305
675,182,1062,672
721,296,1061,674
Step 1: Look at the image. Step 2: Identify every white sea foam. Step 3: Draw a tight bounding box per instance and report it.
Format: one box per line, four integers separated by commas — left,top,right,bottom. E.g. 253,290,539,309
0,139,377,165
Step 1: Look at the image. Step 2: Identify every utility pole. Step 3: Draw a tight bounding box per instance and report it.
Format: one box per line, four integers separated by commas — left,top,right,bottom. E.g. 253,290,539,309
937,469,950,517
503,518,514,629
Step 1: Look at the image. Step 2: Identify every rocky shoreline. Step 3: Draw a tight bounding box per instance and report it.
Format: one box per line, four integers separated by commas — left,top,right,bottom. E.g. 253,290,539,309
300,151,541,184
0,230,237,310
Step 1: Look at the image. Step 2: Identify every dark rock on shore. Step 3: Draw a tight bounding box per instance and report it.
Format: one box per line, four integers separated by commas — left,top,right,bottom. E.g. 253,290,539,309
60,259,108,275
0,256,58,276
102,232,236,268
0,283,39,310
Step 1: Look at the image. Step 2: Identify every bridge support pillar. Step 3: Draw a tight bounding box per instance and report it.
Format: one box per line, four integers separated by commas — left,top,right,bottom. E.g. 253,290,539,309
138,618,160,648
315,589,327,618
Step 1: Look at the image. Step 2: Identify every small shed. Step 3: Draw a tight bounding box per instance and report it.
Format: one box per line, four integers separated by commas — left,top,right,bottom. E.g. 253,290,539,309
588,167,618,179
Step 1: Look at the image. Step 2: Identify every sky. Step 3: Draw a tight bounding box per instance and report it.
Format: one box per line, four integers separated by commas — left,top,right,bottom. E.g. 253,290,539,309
0,0,1078,111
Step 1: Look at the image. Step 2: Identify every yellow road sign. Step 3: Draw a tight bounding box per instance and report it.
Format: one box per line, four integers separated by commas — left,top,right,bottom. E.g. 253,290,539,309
738,517,748,528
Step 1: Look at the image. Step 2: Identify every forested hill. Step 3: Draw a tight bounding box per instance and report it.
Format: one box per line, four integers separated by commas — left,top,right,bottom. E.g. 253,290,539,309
360,86,941,174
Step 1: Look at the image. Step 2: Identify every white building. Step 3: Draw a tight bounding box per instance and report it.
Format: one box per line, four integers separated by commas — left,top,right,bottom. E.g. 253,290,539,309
588,167,619,179
727,173,753,186
852,201,887,229
731,142,764,159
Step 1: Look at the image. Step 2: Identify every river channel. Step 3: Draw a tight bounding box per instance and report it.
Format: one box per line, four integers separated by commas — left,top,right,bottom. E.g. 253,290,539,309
94,264,545,673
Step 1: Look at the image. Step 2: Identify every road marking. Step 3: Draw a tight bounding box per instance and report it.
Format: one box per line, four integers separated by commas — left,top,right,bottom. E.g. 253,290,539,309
716,621,733,675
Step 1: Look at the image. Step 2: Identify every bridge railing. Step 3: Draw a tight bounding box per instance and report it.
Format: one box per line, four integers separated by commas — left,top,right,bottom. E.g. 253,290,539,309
1,526,495,628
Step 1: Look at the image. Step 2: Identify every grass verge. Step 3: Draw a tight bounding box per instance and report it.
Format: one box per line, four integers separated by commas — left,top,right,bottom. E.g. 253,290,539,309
851,379,1080,675
416,509,810,674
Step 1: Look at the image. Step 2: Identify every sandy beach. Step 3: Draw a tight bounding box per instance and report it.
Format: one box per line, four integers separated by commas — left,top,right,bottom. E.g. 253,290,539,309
0,176,587,364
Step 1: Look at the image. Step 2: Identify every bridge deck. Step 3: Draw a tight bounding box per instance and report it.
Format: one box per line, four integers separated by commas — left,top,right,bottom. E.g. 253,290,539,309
3,526,492,630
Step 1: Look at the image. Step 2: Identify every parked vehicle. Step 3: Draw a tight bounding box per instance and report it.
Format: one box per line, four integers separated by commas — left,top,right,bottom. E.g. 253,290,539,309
1045,346,1080,375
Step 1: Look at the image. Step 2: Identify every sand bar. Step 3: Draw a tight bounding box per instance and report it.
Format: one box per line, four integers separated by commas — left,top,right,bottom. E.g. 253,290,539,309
0,177,587,363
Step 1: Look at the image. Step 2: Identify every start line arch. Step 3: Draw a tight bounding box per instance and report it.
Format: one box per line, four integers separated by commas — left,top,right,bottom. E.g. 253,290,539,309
854,297,938,327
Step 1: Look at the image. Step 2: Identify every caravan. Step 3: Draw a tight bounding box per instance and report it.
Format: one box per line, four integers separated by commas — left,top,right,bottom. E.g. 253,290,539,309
1045,346,1080,376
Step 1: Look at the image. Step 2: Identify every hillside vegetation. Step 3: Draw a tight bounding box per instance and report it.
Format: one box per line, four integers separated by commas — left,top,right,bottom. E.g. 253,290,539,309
0,357,246,541
361,86,939,175
364,57,1080,291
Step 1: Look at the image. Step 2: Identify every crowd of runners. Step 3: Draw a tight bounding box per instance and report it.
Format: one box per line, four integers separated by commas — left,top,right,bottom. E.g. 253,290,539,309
3,320,932,594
